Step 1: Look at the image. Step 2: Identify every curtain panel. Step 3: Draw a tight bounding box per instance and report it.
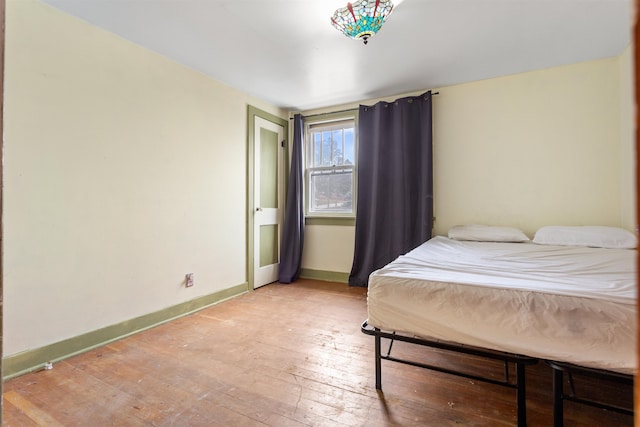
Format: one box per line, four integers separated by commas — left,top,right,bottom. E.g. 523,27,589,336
278,114,305,283
349,91,434,287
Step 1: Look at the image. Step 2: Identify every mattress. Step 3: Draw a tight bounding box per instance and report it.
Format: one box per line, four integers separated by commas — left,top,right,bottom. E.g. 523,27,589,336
367,236,637,374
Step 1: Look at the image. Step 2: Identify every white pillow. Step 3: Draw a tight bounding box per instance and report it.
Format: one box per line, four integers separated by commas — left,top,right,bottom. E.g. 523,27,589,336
448,224,530,243
533,226,637,249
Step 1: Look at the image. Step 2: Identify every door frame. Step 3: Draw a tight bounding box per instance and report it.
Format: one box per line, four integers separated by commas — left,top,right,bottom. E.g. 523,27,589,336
1,0,5,418
246,105,289,290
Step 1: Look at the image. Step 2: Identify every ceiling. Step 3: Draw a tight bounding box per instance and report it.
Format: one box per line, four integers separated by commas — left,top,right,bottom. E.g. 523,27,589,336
40,0,632,111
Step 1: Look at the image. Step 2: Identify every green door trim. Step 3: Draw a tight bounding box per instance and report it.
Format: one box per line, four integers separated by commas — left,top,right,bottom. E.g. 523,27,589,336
247,106,288,290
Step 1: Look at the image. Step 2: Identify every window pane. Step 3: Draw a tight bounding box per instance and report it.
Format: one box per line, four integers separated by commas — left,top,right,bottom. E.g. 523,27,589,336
313,133,321,167
344,128,354,165
332,129,343,165
306,117,356,217
309,168,353,213
322,131,332,166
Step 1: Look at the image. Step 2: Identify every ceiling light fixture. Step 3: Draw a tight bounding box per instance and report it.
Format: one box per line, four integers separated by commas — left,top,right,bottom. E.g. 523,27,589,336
331,0,394,45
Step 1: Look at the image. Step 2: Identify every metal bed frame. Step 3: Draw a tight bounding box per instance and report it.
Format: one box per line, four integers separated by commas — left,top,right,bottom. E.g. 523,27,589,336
361,320,634,426
546,360,634,427
361,321,538,427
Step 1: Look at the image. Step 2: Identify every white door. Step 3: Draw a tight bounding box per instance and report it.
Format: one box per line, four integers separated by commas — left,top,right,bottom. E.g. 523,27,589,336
253,116,285,288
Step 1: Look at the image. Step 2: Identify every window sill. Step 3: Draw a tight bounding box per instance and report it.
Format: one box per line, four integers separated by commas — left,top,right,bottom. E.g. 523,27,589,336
305,217,355,226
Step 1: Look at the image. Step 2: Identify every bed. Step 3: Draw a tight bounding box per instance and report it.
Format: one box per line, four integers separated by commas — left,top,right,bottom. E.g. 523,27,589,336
362,225,637,426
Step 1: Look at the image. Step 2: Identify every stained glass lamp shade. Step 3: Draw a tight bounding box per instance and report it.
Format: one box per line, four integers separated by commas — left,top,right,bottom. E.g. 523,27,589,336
331,0,394,45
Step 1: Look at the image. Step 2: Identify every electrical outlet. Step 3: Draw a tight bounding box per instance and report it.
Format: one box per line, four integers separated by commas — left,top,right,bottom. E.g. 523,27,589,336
185,273,194,287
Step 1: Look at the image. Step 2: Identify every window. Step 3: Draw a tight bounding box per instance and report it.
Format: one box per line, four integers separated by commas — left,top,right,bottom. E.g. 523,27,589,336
305,116,357,217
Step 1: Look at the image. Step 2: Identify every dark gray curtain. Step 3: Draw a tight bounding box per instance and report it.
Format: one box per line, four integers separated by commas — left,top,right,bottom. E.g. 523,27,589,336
349,91,434,287
278,114,305,283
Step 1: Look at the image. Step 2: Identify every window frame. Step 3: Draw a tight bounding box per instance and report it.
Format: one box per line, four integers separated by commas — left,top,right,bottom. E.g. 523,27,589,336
304,112,358,222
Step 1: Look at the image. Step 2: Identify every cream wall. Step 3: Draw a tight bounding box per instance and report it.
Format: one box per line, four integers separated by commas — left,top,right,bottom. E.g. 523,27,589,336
619,46,636,231
3,0,285,356
301,52,635,275
433,56,626,236
301,226,355,273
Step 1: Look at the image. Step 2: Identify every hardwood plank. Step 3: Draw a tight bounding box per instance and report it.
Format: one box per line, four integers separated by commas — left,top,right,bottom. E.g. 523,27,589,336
3,279,633,426
4,391,64,427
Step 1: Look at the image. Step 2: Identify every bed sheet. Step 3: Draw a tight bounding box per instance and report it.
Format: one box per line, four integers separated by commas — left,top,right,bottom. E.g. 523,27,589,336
367,236,637,374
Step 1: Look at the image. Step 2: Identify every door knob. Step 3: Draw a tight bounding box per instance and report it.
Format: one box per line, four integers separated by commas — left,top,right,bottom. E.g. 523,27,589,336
256,207,263,212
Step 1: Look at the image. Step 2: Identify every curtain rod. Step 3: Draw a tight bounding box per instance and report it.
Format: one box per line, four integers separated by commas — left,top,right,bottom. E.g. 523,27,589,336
290,91,439,120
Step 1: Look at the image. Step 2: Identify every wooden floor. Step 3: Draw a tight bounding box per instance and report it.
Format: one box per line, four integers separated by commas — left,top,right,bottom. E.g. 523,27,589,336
2,279,634,426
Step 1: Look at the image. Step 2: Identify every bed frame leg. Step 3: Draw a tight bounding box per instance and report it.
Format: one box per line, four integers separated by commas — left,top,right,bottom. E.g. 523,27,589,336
552,367,564,427
516,362,527,427
374,329,382,390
